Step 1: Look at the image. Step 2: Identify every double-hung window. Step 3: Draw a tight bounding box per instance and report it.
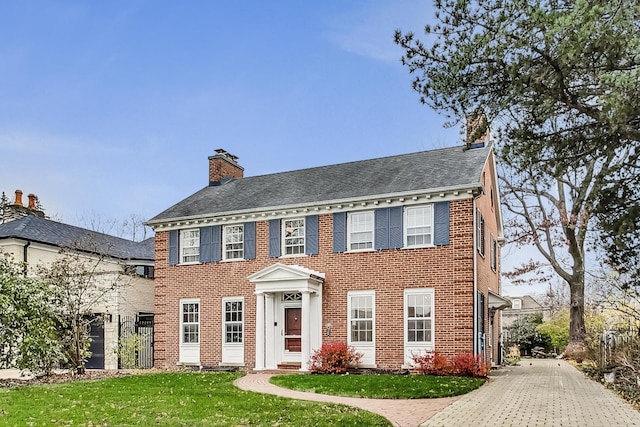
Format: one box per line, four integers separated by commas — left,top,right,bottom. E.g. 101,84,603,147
224,300,243,343
349,293,374,343
348,211,374,250
283,218,305,255
224,224,244,260
181,301,200,344
181,229,200,263
405,206,433,247
405,290,433,344
476,209,486,256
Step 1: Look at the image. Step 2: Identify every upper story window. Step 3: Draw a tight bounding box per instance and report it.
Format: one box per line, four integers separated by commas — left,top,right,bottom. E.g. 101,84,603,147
511,299,522,309
405,205,433,247
348,211,374,250
476,209,486,257
283,218,305,255
224,224,244,260
169,222,256,266
181,229,200,263
490,234,497,271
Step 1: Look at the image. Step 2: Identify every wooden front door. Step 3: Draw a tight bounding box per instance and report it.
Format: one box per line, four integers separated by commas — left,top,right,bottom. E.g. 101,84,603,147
284,307,301,352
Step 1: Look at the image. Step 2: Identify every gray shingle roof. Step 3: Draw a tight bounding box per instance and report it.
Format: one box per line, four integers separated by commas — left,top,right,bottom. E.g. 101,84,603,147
149,145,492,224
0,216,154,261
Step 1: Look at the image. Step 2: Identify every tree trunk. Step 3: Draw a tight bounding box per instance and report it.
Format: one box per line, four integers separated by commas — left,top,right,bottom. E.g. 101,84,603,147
565,275,587,359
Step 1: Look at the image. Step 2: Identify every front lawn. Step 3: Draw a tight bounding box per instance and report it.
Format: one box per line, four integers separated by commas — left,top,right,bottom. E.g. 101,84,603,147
270,373,485,399
0,372,390,426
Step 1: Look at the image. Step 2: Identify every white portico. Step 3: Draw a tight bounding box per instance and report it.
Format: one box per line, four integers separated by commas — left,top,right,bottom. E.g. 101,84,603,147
248,263,324,371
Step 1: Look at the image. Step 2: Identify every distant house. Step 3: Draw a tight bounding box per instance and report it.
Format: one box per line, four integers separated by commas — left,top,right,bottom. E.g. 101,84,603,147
501,295,550,330
0,190,155,369
147,142,509,371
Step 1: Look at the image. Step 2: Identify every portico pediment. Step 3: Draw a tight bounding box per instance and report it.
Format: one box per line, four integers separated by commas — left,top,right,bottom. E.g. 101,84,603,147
248,263,325,294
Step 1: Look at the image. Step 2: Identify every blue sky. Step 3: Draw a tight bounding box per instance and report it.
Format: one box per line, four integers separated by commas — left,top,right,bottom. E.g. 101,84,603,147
0,1,540,295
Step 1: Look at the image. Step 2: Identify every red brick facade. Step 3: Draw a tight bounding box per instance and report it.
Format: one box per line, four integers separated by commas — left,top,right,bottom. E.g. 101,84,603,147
153,160,502,369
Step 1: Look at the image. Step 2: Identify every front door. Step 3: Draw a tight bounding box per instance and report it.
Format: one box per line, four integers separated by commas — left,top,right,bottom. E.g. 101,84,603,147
284,307,302,354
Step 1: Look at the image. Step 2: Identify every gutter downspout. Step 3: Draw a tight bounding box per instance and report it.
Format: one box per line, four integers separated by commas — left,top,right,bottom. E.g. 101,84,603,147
23,241,30,276
472,197,477,355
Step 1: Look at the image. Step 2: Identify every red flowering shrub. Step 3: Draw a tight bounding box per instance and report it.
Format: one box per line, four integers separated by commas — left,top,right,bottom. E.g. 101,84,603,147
411,351,451,376
451,353,489,377
309,342,363,374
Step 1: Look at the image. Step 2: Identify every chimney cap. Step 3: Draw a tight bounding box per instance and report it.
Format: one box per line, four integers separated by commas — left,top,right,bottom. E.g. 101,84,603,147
214,148,239,163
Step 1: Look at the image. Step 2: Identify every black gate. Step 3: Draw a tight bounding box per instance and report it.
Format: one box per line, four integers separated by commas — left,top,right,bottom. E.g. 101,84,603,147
118,313,154,369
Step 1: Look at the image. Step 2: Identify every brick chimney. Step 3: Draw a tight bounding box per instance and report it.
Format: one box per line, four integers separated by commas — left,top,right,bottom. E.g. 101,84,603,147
209,149,244,186
465,114,490,149
1,189,45,223
14,190,23,206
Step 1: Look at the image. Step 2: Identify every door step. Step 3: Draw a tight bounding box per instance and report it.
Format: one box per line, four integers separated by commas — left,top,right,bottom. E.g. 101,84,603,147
276,363,302,370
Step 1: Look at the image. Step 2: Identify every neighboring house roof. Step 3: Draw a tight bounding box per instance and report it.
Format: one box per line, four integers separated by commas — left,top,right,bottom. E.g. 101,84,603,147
504,295,544,311
148,144,493,224
0,215,154,261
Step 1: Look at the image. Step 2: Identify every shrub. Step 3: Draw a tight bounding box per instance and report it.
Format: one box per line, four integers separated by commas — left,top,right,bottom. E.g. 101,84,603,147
451,353,489,377
411,351,451,375
309,342,362,374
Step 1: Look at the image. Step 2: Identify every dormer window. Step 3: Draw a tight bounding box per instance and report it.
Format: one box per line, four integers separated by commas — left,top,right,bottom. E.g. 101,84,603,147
512,299,522,310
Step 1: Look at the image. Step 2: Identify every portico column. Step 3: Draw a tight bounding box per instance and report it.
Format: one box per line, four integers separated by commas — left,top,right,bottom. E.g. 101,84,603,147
255,292,265,370
264,293,275,369
300,290,312,372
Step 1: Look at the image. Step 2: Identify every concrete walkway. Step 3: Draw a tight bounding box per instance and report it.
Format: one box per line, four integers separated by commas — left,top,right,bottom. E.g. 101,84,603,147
234,359,640,427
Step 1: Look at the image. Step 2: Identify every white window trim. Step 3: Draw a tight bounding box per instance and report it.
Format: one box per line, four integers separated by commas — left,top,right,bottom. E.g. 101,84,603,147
512,299,522,310
347,290,375,345
180,229,200,264
222,297,244,344
347,210,374,252
180,298,200,345
223,224,244,261
403,205,434,248
476,209,486,257
404,288,435,346
282,217,306,257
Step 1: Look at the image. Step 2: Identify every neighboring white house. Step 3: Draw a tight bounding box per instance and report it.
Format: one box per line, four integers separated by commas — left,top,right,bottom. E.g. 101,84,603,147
0,190,154,369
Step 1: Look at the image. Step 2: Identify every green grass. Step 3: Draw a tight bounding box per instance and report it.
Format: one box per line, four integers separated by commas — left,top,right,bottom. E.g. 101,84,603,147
270,373,485,399
0,372,390,426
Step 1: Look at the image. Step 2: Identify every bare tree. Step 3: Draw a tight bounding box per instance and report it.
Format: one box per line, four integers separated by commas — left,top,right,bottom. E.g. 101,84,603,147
37,242,128,374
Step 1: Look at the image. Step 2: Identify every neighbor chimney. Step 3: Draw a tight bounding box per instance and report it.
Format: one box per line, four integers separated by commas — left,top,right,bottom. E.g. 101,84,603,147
209,149,244,186
27,194,37,209
465,114,490,149
14,190,23,206
2,189,43,222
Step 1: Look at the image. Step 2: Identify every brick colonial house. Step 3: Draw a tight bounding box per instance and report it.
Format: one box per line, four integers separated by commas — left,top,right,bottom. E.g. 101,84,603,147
148,143,508,371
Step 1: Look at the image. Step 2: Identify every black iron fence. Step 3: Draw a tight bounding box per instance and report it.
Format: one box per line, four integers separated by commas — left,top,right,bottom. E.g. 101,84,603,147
118,314,154,369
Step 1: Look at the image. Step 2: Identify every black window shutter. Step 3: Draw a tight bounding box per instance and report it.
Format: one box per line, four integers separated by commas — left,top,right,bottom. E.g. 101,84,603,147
305,215,319,255
434,201,450,246
389,206,403,249
169,230,178,265
374,208,389,250
244,222,256,260
199,226,212,263
332,212,347,253
211,225,222,261
269,219,281,258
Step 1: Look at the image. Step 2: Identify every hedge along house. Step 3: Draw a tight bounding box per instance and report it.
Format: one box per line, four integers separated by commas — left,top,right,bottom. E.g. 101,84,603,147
147,142,508,371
